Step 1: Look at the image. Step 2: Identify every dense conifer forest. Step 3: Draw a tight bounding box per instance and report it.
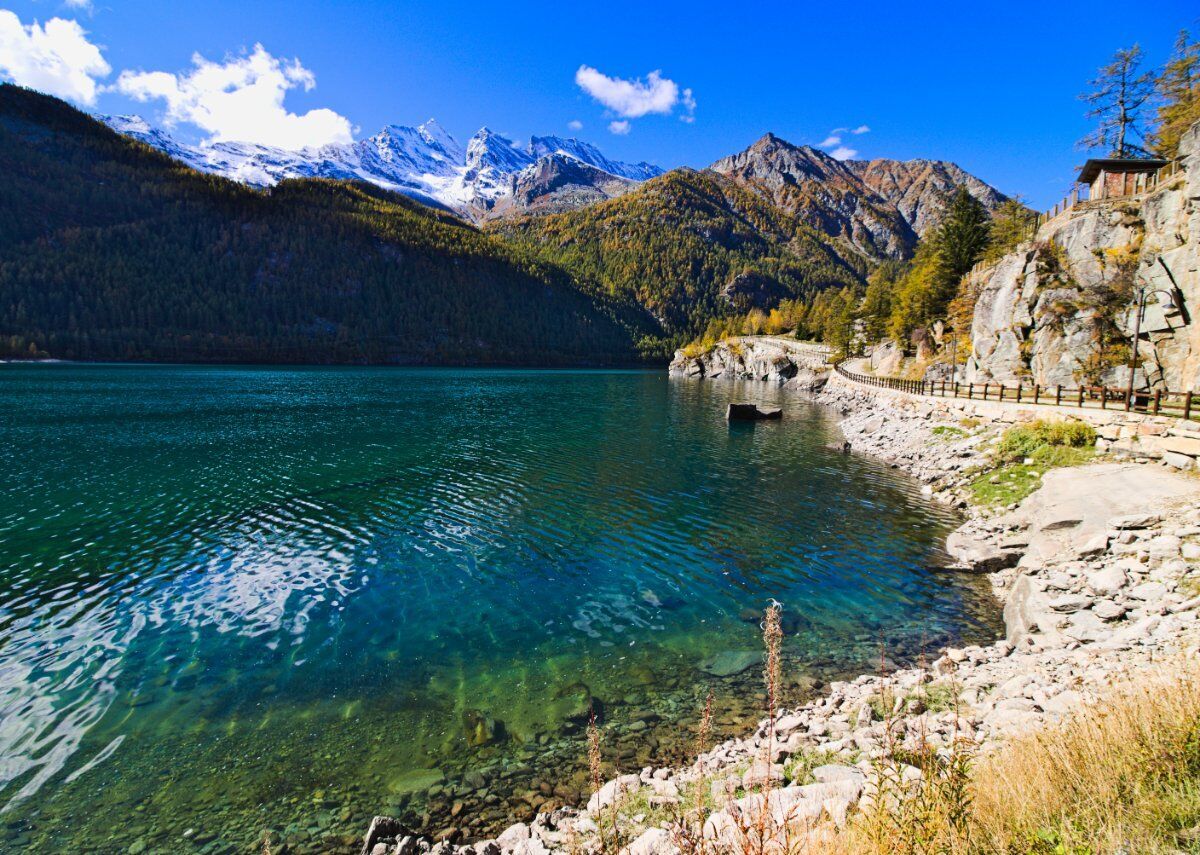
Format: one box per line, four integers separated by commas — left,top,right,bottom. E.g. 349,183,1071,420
491,169,867,353
0,85,650,364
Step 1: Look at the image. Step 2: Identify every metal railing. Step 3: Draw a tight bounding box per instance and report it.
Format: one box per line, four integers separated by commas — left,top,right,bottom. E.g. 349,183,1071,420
833,361,1198,422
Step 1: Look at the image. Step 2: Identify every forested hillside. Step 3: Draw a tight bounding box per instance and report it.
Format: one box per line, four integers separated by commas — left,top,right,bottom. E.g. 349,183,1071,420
490,169,867,351
0,85,649,365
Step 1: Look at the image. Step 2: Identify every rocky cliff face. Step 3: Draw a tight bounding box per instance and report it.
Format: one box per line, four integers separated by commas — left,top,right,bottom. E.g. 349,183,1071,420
847,158,1009,236
966,121,1200,392
709,134,919,261
478,153,636,220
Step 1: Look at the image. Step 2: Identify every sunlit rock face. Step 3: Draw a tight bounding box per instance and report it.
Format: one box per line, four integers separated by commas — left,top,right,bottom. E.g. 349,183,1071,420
967,119,1200,392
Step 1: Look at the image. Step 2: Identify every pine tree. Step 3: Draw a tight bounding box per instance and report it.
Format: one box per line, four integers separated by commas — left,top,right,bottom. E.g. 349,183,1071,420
983,197,1032,263
886,187,991,344
1078,45,1155,157
1153,30,1200,157
861,261,903,341
934,187,992,283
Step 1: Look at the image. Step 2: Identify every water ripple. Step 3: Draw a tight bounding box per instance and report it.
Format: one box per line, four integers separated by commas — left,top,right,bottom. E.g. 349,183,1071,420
0,366,999,852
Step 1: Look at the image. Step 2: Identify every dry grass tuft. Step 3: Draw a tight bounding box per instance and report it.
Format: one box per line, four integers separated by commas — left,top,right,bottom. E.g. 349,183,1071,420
587,708,613,852
835,659,1200,855
969,662,1200,853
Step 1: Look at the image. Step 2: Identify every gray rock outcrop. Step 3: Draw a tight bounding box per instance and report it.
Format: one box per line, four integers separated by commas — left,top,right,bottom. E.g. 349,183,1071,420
966,119,1200,392
669,336,831,386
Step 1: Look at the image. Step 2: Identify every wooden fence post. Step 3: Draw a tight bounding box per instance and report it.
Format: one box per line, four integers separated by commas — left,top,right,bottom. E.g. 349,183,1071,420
1055,385,1062,406
1033,384,1040,404
1185,391,1194,421
1153,390,1162,415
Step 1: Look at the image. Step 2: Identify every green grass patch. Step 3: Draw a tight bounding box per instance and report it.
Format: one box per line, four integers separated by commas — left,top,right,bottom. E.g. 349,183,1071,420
970,420,1097,506
923,681,958,713
783,747,841,785
862,681,961,724
969,463,1047,506
932,425,968,440
994,420,1096,465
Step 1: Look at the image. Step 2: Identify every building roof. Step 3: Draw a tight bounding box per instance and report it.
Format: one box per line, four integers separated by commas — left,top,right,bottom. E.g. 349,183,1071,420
1077,158,1169,184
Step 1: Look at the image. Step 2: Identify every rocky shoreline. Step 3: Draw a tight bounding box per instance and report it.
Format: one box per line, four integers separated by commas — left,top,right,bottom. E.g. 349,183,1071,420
667,337,831,387
360,372,1200,855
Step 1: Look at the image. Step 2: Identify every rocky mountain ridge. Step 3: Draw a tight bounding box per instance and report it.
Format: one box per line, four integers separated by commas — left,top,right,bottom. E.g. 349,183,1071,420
491,168,869,341
846,156,1009,236
709,133,1008,263
102,113,1008,243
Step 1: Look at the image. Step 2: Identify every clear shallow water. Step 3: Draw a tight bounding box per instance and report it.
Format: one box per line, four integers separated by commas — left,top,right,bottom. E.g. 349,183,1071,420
0,366,1000,853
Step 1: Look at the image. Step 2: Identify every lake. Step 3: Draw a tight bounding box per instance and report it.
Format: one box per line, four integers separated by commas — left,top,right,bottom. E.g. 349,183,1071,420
0,365,1000,853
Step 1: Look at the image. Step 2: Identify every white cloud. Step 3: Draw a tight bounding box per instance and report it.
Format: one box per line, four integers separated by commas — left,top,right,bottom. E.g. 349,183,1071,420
575,65,695,124
607,119,630,135
0,11,110,104
820,124,868,159
62,0,94,11
679,87,695,123
568,119,583,131
115,44,352,150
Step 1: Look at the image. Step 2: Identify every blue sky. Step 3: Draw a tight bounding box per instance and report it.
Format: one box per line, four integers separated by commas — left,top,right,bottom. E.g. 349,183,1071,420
1,0,1196,207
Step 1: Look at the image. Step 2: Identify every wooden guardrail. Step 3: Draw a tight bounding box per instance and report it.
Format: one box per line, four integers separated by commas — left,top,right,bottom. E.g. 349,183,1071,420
833,361,1198,423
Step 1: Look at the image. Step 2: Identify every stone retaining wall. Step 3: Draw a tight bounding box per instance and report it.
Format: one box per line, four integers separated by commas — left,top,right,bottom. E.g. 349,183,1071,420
826,369,1200,471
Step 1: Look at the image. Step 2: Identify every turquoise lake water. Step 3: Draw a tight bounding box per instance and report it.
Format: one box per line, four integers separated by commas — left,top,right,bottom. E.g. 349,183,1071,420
0,365,1001,853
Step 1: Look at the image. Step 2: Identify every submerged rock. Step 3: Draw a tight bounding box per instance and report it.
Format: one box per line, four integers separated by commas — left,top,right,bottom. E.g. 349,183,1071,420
463,709,505,747
698,650,761,677
726,403,782,421
944,530,1022,573
388,769,446,796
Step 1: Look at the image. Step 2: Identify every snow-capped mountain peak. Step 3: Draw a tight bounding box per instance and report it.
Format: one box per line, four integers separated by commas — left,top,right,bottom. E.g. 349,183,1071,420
528,135,662,182
466,127,534,174
416,118,463,161
97,113,661,221
366,123,462,175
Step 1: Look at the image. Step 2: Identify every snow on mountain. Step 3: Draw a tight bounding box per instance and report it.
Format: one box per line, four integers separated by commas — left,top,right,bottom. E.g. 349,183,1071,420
103,114,207,170
96,114,661,221
529,136,661,182
467,128,534,174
